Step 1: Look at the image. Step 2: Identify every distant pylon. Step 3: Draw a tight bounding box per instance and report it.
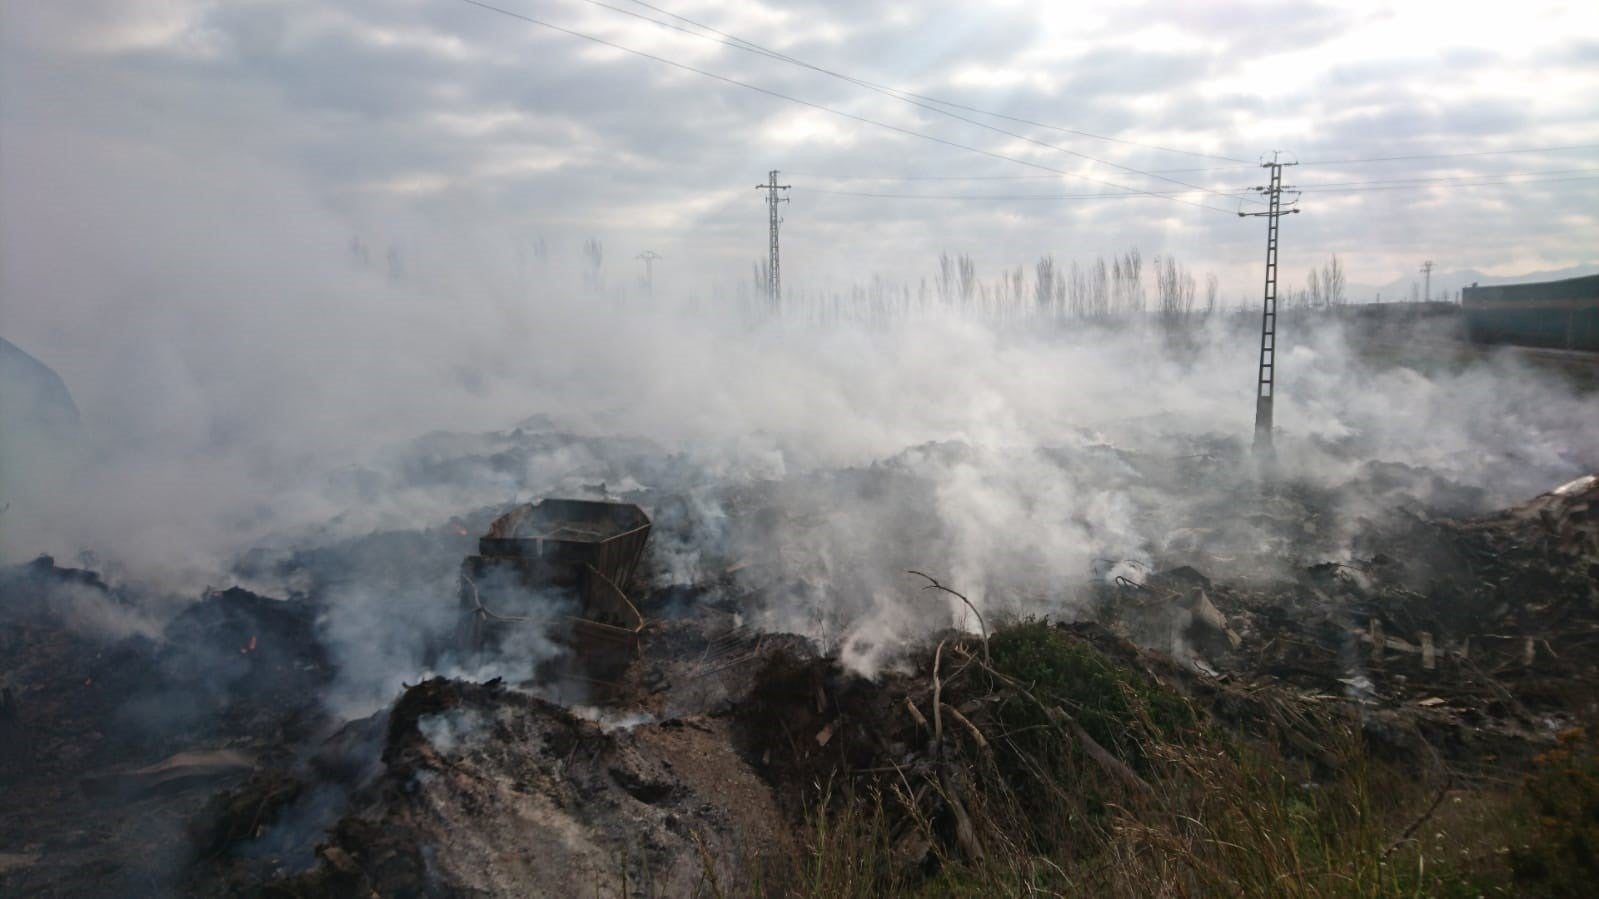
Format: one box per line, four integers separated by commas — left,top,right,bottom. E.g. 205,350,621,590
1239,151,1301,456
754,170,790,309
1420,260,1434,302
636,250,661,297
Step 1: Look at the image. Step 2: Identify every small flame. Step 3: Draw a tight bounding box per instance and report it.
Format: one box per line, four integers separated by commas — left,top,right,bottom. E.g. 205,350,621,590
240,635,257,655
84,677,93,687
452,523,470,536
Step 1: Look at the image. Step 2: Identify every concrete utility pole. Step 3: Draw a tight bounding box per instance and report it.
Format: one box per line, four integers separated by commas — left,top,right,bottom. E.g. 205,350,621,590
1420,260,1434,303
754,170,790,310
635,250,661,297
1239,152,1300,456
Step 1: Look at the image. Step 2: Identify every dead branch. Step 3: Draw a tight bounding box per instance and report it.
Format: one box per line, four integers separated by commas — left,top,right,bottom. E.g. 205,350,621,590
941,703,991,754
932,769,986,862
931,639,946,753
907,571,991,664
904,697,928,731
1049,707,1154,799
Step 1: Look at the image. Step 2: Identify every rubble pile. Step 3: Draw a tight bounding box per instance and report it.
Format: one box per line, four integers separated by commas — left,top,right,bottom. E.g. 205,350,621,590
2,472,1598,895
248,676,793,897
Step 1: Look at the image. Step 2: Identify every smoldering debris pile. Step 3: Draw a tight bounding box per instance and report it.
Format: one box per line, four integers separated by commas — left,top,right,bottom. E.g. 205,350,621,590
2,473,1598,896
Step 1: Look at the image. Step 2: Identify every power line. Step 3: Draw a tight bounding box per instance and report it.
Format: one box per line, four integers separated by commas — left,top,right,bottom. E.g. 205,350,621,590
612,0,1249,164
787,167,1256,181
452,0,1237,214
566,0,1253,204
1299,143,1599,166
1298,174,1599,194
1294,167,1599,189
608,2,1597,178
794,164,1599,186
796,172,1599,202
801,186,1250,201
789,173,1086,182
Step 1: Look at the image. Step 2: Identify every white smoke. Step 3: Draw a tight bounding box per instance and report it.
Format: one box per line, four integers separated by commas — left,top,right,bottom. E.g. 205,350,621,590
4,4,1596,690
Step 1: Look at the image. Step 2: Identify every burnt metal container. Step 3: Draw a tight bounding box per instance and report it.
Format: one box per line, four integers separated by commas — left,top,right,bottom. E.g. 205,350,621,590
459,499,652,683
477,499,652,594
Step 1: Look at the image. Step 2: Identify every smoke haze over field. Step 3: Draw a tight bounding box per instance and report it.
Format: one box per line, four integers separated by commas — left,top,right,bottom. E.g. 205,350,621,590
2,2,1598,689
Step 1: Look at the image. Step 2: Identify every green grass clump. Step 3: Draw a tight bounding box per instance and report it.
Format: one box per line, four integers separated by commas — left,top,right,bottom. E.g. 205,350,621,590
988,619,1194,768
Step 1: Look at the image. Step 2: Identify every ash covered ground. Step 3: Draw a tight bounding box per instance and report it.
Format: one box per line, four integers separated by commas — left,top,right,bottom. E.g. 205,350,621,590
3,318,1599,896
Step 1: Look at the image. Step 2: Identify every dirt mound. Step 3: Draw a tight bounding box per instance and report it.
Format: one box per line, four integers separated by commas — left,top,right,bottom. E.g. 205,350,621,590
256,677,792,898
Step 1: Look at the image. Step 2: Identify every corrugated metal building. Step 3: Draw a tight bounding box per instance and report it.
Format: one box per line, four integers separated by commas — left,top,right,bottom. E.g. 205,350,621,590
1462,274,1599,352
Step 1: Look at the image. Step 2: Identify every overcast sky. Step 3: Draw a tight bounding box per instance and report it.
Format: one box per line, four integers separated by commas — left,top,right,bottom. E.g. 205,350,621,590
3,0,1597,313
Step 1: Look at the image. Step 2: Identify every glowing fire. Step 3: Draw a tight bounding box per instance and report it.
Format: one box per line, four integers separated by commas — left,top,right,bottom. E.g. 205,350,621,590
240,635,257,655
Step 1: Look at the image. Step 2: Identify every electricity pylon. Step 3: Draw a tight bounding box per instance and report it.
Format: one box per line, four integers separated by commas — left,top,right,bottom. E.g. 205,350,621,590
754,170,790,309
1239,151,1301,456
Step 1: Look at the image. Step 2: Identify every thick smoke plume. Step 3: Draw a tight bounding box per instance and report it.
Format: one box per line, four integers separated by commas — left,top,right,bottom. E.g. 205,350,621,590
3,76,1596,690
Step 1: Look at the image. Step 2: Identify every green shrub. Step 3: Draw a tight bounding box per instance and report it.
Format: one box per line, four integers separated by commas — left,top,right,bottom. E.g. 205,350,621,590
988,619,1194,768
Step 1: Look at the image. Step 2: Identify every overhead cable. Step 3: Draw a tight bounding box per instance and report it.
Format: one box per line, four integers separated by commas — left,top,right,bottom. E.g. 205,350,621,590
613,0,1248,163
453,0,1238,214
581,0,1252,201
1299,144,1599,166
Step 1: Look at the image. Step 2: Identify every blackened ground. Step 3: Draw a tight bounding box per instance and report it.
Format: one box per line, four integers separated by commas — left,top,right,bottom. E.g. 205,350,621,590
2,474,1597,896
0,561,334,896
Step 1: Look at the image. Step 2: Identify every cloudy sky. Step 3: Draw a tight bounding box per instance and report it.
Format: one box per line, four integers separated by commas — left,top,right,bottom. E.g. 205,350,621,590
4,0,1596,312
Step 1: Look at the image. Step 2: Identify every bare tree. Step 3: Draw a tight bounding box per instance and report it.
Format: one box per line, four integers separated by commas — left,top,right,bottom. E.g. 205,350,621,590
958,253,977,307
1154,254,1197,325
1322,254,1346,307
1090,257,1110,320
1110,248,1144,318
1307,266,1325,308
1067,260,1086,319
1204,272,1219,318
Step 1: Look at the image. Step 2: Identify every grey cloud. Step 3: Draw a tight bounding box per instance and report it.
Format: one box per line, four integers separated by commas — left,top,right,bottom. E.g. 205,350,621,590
1552,38,1599,67
1110,0,1355,55
1057,46,1220,99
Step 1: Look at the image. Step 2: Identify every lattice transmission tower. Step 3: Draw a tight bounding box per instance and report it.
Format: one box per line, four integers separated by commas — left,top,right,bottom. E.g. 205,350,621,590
755,170,790,309
1239,152,1300,455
